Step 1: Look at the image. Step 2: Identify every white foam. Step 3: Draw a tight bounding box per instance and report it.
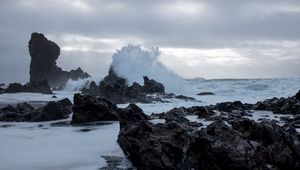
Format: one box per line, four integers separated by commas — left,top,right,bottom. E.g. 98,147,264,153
111,44,185,93
64,77,100,91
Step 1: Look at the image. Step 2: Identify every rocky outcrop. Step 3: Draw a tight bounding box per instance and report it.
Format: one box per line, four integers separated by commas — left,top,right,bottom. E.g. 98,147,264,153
4,79,53,94
82,68,196,104
142,76,164,94
117,104,150,128
197,92,215,95
118,113,300,170
152,106,215,122
253,92,300,115
29,32,90,88
0,98,72,122
71,93,119,124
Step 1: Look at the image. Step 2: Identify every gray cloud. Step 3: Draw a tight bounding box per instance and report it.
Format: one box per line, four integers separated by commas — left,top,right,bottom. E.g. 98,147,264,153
0,0,300,82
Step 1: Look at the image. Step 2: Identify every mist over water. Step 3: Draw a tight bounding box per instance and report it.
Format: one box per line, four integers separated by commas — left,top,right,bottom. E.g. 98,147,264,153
111,45,185,93
64,77,99,91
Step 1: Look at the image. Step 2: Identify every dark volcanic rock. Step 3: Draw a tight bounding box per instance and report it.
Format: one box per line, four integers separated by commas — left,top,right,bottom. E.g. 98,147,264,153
118,116,300,170
29,32,89,88
0,98,72,122
69,67,90,81
253,92,300,115
118,120,194,170
98,68,129,104
118,104,150,128
175,95,196,101
82,68,196,104
32,98,72,121
213,101,253,112
185,106,215,118
4,79,53,94
197,92,215,95
71,93,119,124
296,90,300,100
142,76,165,94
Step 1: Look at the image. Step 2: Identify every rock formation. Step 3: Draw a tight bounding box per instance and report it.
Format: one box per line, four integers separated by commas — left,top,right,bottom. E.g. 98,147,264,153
118,105,300,170
4,79,53,94
253,92,300,115
0,98,72,122
28,32,90,88
82,67,196,104
71,93,119,124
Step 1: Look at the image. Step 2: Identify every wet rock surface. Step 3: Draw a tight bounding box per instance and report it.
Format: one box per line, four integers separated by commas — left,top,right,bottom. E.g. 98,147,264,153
253,92,300,115
4,79,53,94
118,90,300,170
82,68,196,104
29,32,89,88
0,98,72,122
71,93,119,124
118,111,300,170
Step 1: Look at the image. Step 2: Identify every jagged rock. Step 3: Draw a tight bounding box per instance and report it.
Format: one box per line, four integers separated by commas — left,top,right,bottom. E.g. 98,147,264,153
213,101,253,112
142,76,165,94
71,93,119,124
32,98,72,121
98,68,129,104
118,119,194,170
253,92,300,115
231,118,300,169
118,104,150,128
0,98,72,122
4,79,53,94
118,116,300,170
16,102,35,113
82,68,196,104
28,32,89,88
82,68,169,104
197,92,215,95
185,106,215,118
296,90,300,100
69,67,90,81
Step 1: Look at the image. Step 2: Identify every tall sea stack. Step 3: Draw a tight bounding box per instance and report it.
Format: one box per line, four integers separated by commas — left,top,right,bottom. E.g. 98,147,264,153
28,32,90,88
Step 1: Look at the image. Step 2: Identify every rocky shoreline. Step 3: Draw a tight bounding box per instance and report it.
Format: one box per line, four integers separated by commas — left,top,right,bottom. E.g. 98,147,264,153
0,89,299,169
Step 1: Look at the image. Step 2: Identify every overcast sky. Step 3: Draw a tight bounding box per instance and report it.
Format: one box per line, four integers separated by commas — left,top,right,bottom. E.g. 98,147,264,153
1,0,300,83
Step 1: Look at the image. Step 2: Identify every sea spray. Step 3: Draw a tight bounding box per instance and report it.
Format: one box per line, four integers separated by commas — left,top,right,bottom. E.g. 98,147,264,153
111,44,185,93
63,77,100,91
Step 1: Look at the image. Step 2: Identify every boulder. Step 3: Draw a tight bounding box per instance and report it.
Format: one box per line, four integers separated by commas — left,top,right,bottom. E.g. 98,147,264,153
118,120,194,170
28,32,89,88
0,98,72,122
71,93,119,124
118,104,150,128
32,98,72,121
